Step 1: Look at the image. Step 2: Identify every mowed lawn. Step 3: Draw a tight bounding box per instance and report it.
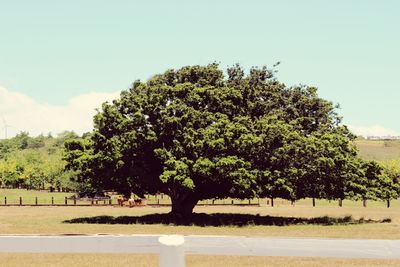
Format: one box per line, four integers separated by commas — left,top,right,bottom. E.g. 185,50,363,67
0,254,399,267
0,204,400,266
1,189,400,266
0,204,399,238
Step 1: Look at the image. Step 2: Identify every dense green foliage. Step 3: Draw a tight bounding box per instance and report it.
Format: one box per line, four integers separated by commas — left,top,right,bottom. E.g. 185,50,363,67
64,64,399,216
0,131,78,190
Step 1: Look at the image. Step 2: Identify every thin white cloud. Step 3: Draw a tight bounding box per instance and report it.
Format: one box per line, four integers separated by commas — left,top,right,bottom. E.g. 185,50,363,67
348,124,400,138
0,86,120,138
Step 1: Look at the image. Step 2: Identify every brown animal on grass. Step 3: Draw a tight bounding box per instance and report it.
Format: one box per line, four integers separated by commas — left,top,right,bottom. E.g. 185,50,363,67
128,198,145,207
127,198,135,207
117,196,129,206
117,196,146,207
134,198,142,205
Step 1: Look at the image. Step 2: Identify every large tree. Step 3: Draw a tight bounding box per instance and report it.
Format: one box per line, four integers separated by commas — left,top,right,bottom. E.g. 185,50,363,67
64,64,368,217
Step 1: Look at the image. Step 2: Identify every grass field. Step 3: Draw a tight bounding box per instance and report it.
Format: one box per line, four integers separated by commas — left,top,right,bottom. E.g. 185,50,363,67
0,205,399,266
355,139,400,161
0,254,399,267
0,205,399,238
1,158,400,267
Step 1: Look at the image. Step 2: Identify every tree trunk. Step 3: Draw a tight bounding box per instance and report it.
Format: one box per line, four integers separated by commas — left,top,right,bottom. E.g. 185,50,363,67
338,198,343,207
170,193,198,219
312,197,316,207
387,199,390,208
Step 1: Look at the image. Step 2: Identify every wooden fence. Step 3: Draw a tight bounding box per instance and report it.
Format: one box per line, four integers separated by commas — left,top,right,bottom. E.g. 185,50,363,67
0,196,113,206
0,196,261,207
0,195,397,208
0,235,399,267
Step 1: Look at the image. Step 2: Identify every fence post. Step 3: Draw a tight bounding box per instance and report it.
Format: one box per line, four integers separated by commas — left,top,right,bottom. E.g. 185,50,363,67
109,198,112,206
73,196,77,206
65,197,67,206
19,197,22,206
270,198,274,207
312,198,316,207
91,199,94,206
339,199,343,207
4,197,6,206
35,197,38,206
363,199,367,208
158,235,185,267
387,199,390,208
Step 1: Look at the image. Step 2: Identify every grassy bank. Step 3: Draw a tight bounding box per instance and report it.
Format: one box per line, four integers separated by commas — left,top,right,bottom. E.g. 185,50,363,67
355,140,400,161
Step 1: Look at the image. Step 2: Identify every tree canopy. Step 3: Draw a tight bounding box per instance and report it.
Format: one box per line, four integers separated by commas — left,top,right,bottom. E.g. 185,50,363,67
64,64,399,217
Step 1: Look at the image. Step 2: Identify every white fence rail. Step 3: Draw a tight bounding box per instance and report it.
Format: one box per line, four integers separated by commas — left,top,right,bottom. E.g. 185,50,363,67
0,235,399,267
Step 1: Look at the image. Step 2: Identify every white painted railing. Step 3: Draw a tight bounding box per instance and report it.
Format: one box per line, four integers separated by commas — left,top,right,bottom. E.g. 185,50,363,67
0,235,399,267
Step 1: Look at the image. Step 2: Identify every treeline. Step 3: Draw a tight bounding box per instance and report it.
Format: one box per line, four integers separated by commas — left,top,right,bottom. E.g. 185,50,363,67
344,159,399,204
0,131,79,191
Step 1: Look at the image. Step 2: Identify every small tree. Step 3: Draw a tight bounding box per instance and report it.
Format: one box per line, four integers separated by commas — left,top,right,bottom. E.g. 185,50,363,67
379,160,400,207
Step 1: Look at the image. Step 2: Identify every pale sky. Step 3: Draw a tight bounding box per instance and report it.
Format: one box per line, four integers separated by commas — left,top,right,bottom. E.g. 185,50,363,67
0,0,399,138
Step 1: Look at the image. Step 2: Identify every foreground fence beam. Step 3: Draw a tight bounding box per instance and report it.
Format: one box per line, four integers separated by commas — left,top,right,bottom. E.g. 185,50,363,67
184,236,400,259
0,235,161,254
0,235,399,267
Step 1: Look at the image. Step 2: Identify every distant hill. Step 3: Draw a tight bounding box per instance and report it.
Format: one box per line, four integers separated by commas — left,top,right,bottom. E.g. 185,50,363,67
355,140,400,161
